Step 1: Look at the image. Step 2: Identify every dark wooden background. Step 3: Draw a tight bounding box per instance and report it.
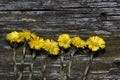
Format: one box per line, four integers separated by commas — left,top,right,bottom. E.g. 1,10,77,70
0,0,120,80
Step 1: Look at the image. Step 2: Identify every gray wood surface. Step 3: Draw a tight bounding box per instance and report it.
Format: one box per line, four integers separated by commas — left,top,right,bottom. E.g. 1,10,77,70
0,0,120,80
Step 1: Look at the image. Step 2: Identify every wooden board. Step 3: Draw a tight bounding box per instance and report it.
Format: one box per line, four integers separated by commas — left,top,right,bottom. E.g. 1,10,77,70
0,0,120,80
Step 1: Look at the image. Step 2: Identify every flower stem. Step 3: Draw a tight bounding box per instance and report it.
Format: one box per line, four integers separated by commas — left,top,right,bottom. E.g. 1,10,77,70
60,50,64,80
29,51,36,80
42,55,47,80
82,53,93,80
67,49,76,79
13,48,18,80
18,41,26,80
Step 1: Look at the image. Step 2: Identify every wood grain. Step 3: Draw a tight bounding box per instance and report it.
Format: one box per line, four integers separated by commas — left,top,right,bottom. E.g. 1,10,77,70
0,0,120,80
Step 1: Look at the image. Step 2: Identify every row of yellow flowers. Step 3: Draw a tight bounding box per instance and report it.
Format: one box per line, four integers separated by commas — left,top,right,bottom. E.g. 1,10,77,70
6,30,105,52
6,30,106,80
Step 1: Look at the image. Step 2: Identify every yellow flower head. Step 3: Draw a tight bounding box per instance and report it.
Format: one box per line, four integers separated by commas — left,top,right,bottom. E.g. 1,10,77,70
6,31,24,43
58,34,71,49
30,33,38,40
28,37,44,50
72,36,86,48
22,30,32,40
43,39,60,55
87,36,105,51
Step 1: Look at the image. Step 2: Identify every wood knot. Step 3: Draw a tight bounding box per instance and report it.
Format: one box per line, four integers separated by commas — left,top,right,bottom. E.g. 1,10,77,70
97,12,107,21
100,12,107,17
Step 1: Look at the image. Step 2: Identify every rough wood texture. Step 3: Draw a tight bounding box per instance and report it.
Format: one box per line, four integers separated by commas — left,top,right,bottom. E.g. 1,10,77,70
0,0,120,80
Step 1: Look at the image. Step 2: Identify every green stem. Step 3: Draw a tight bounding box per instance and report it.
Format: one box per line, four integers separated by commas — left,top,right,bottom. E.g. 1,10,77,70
60,50,64,80
67,49,76,79
82,53,93,80
29,51,36,80
18,42,26,80
42,55,47,80
13,48,18,80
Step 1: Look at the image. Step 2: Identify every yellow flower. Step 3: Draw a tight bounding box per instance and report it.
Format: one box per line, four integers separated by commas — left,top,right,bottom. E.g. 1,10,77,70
6,31,23,43
44,39,60,55
20,30,38,41
22,30,32,40
72,36,86,48
87,36,105,51
30,33,38,40
28,37,44,50
58,34,71,49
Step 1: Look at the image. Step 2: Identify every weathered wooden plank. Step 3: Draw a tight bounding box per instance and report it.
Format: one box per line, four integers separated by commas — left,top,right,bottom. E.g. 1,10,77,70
0,0,119,10
0,11,120,22
0,0,120,80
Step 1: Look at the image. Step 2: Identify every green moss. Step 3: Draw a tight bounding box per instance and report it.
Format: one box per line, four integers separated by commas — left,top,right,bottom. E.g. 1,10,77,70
0,12,38,20
108,56,120,61
0,12,13,17
91,63,113,70
0,0,12,3
0,58,11,64
19,13,35,19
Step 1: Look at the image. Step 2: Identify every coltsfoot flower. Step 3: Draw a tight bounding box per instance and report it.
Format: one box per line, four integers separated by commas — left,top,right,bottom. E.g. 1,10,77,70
58,34,71,49
28,37,44,50
87,36,105,51
22,30,31,40
44,39,60,55
6,31,24,43
30,33,38,40
72,36,86,49
19,30,38,41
